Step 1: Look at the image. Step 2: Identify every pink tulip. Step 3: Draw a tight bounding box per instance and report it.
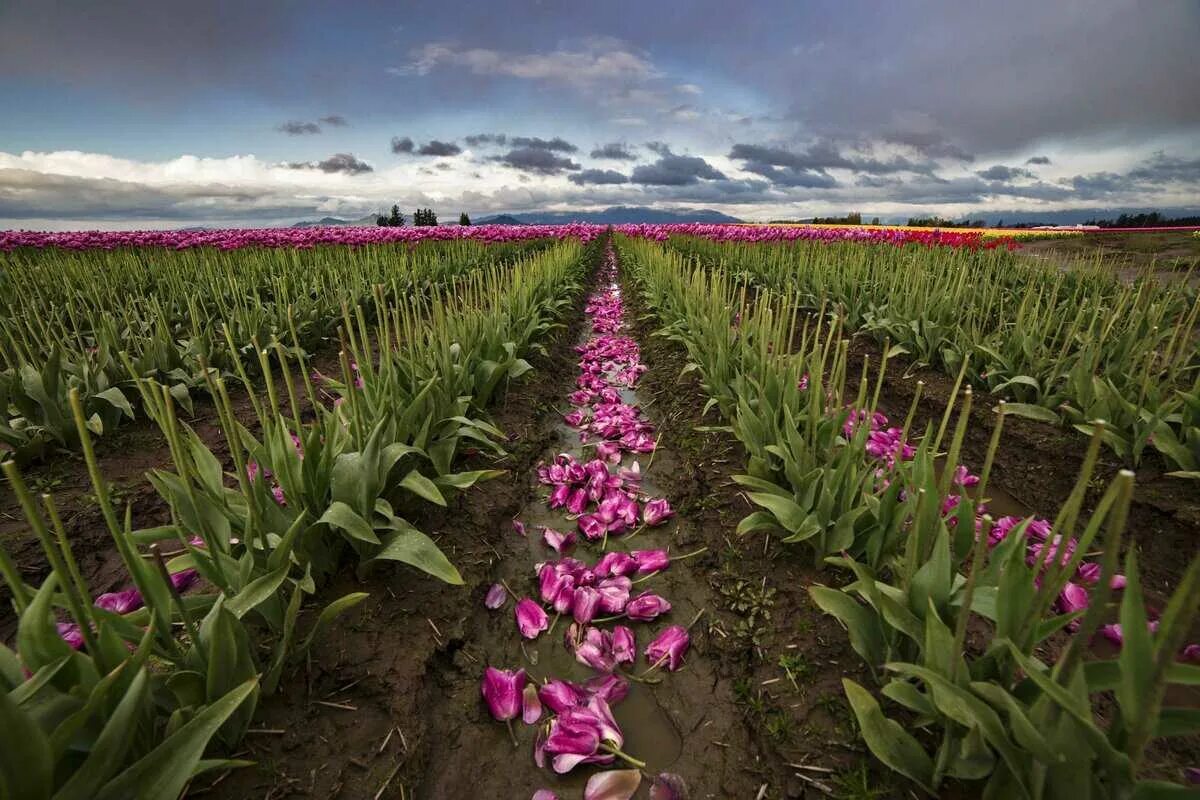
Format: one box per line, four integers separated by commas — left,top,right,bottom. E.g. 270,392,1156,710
612,625,636,665
584,770,642,800
626,592,671,621
567,488,589,515
548,484,570,509
539,679,588,713
481,667,526,721
170,569,199,592
485,583,507,610
1057,582,1090,615
513,519,527,537
584,673,630,706
596,551,637,578
632,549,669,574
645,625,690,671
541,696,624,773
95,587,143,614
553,579,577,615
57,622,84,650
578,514,608,541
533,791,559,800
596,576,632,614
576,626,617,672
516,598,550,639
573,586,601,625
539,564,567,604
642,498,673,526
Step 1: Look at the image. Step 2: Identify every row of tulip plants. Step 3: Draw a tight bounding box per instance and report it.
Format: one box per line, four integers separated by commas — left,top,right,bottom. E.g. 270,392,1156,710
0,237,595,799
0,238,549,463
618,234,1200,798
664,235,1200,475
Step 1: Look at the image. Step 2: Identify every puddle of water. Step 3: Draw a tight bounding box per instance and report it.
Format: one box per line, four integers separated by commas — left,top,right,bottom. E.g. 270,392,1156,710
502,282,686,775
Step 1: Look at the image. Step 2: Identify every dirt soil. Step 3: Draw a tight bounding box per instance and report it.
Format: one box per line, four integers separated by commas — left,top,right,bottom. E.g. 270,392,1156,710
1018,231,1200,285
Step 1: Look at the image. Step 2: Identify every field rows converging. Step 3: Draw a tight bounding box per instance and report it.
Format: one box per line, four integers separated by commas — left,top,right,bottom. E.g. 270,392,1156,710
1,227,1197,799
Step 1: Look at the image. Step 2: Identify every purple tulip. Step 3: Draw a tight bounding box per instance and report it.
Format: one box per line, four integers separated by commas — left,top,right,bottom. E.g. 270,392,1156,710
576,626,617,672
626,591,671,621
578,514,607,541
584,673,630,706
513,519,527,537
481,667,526,721
573,586,601,625
523,683,543,724
1185,767,1200,785
516,598,550,639
632,549,669,575
541,696,624,773
596,576,632,614
650,773,690,800
584,769,642,800
95,587,143,615
596,551,637,578
642,498,673,526
645,625,690,671
485,583,508,610
612,625,636,665
548,484,570,509
169,569,200,592
553,580,577,615
539,563,567,604
1075,561,1127,589
1182,644,1200,663
1057,582,1090,615
57,621,84,650
540,679,588,713
567,488,589,515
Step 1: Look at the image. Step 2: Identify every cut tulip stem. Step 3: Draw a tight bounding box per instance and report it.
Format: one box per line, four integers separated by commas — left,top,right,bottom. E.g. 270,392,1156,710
623,523,646,542
602,743,647,769
505,718,519,749
670,546,707,562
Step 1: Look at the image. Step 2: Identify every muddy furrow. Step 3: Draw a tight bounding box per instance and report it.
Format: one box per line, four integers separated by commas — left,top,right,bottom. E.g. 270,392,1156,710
407,246,774,799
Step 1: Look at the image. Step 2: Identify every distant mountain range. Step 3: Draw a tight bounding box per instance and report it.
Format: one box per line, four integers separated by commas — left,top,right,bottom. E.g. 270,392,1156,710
290,206,742,228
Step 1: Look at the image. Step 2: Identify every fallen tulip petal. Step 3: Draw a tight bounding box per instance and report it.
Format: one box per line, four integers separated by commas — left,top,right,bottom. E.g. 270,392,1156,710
650,773,690,800
516,598,550,639
522,682,543,724
484,583,507,610
584,769,642,800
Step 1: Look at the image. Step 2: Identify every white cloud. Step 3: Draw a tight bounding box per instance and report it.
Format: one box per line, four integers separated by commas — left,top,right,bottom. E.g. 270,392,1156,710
394,38,659,89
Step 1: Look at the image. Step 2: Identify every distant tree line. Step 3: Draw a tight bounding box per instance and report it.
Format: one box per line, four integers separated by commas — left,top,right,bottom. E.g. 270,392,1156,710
376,207,472,227
905,216,986,228
1082,211,1200,228
767,213,882,225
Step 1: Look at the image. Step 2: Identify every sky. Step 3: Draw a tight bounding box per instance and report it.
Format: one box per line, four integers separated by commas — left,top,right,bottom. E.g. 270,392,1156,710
0,0,1198,229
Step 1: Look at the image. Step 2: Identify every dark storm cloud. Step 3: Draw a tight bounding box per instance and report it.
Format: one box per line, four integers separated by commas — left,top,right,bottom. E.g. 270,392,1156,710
391,136,415,154
1126,152,1200,184
1026,156,1052,166
319,114,348,127
288,153,373,174
465,133,507,147
417,140,462,157
278,120,321,135
644,141,673,157
569,169,629,185
509,136,577,153
780,3,1200,154
631,153,725,186
975,165,1034,181
497,148,581,174
590,143,636,160
0,167,320,220
728,141,935,187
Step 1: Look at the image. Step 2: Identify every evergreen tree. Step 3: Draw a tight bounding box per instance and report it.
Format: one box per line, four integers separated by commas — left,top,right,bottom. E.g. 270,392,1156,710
388,204,404,227
459,212,471,226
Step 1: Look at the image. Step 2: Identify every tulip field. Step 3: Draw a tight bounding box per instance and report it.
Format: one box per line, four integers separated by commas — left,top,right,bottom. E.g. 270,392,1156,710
1,224,1198,799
